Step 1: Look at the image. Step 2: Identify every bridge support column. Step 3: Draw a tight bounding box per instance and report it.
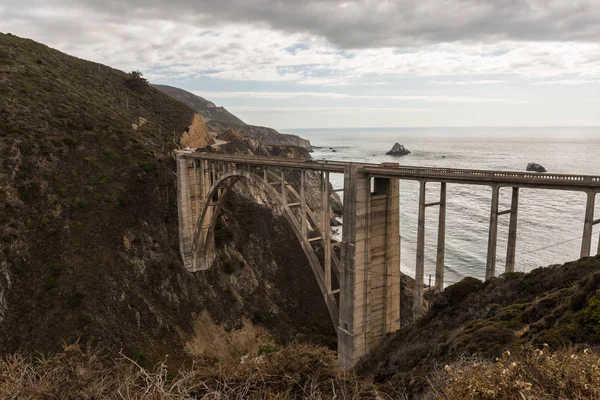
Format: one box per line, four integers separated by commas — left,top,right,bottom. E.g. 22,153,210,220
413,180,426,319
281,169,286,204
581,190,596,258
339,165,400,369
505,187,519,273
435,182,447,292
486,185,500,280
300,170,307,239
598,214,600,256
322,171,332,293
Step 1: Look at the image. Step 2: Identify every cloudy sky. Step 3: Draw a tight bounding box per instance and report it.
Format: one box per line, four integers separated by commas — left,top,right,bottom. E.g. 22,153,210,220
3,0,600,128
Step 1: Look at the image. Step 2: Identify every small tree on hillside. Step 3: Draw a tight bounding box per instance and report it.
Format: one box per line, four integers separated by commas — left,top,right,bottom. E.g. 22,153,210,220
126,70,148,89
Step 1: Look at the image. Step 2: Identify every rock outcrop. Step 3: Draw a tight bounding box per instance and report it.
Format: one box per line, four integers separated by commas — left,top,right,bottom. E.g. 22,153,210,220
386,143,411,156
207,119,311,149
527,162,547,173
181,114,215,148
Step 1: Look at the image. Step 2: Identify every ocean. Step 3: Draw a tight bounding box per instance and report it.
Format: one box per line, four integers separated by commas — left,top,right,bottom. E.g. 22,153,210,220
286,127,600,286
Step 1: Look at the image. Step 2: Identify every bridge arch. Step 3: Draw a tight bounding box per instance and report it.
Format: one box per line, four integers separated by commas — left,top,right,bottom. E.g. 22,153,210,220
177,154,403,368
191,169,339,327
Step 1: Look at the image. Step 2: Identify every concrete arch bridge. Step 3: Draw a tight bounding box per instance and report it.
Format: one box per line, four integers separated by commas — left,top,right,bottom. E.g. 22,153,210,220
176,152,600,368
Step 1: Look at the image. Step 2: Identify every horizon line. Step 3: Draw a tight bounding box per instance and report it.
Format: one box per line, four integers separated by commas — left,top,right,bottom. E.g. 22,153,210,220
281,125,600,130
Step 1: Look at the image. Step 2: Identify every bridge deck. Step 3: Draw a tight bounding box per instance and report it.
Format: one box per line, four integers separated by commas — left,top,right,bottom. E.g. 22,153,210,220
180,152,600,191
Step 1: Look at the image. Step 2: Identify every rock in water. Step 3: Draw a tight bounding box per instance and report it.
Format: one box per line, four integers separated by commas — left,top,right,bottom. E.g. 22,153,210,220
386,143,411,156
526,162,547,173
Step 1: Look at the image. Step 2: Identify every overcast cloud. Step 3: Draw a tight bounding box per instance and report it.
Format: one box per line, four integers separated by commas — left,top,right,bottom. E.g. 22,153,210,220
2,0,599,127
14,0,600,47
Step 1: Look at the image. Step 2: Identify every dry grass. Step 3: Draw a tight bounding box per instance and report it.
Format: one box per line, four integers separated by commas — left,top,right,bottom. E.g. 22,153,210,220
0,344,383,399
426,346,600,399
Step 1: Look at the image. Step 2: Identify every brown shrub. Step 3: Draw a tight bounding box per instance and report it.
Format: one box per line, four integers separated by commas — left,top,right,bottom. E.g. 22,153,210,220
0,344,383,399
426,346,600,400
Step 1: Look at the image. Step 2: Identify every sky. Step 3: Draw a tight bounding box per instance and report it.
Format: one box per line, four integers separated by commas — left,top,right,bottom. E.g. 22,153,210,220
2,0,600,129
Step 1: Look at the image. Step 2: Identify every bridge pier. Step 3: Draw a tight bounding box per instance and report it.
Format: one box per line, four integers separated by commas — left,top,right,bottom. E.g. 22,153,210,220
413,181,447,318
486,185,500,280
321,171,332,294
339,165,400,368
581,190,596,258
486,186,521,278
505,187,519,273
435,182,447,292
413,180,426,318
300,170,307,238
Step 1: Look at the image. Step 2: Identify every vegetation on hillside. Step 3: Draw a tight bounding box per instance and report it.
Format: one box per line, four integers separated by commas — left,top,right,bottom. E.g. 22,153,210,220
3,342,600,399
428,347,600,399
359,255,600,395
0,33,337,367
0,343,378,399
0,32,202,364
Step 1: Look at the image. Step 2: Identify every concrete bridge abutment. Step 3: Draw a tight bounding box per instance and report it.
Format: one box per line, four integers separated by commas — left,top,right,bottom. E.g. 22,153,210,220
177,156,215,272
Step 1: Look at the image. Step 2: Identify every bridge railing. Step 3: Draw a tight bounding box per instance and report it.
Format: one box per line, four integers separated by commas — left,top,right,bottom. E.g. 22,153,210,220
179,152,600,188
364,165,600,187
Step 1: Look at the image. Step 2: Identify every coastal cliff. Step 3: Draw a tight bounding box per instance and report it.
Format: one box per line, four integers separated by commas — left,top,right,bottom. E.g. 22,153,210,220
154,85,311,149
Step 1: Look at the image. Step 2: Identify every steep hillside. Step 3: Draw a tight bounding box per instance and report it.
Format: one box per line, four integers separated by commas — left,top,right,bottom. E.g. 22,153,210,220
359,255,600,394
0,34,335,365
154,84,311,149
152,84,245,126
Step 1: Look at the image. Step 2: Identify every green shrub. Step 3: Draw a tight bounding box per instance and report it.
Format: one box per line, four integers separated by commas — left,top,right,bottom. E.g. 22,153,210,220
50,263,63,277
101,148,117,159
63,136,77,146
74,196,86,208
16,181,40,201
83,156,98,168
125,71,148,90
258,344,278,355
222,260,236,274
433,277,483,311
44,278,57,295
67,292,84,309
253,310,276,326
57,187,68,198
214,218,234,246
580,289,600,335
132,349,147,367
